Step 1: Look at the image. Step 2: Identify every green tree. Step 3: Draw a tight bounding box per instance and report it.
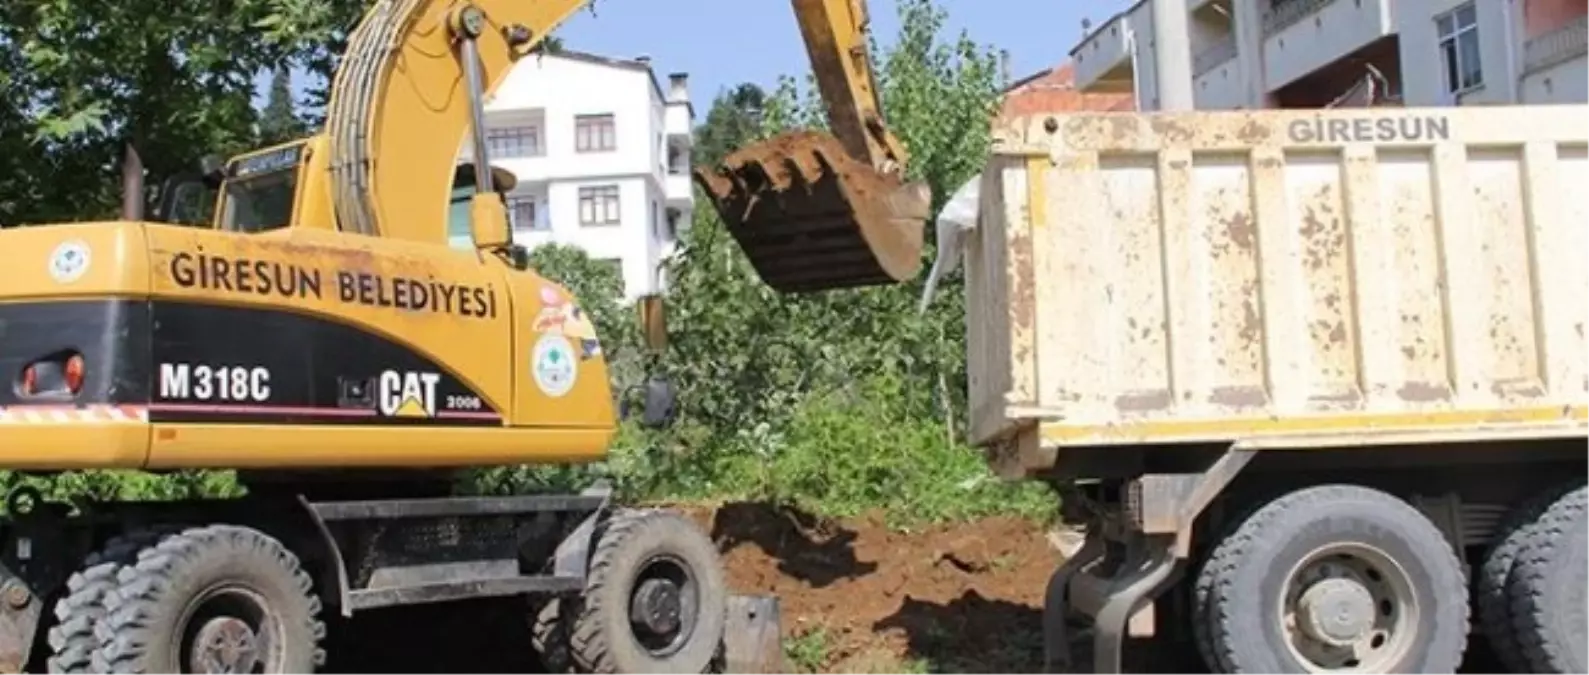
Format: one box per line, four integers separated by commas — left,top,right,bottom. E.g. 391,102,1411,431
3,1,284,224
260,67,307,145
622,0,1051,521
693,83,767,167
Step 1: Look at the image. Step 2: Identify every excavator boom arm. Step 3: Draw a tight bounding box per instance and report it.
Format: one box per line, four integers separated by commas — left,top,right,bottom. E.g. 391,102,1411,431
319,0,927,292
325,0,589,244
791,0,908,171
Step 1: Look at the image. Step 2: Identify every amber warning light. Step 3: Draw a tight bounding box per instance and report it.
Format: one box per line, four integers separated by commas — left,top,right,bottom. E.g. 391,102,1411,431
18,352,86,397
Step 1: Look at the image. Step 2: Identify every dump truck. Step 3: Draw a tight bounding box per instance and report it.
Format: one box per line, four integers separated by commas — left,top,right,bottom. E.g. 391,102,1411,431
930,104,1587,673
0,0,926,673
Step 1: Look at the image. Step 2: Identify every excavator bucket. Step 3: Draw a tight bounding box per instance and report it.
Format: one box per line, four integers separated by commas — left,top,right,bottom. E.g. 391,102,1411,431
694,130,931,294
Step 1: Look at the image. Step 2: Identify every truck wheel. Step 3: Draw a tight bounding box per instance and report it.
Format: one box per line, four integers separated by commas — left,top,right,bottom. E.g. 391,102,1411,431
1475,481,1578,672
47,527,178,673
89,524,326,673
569,510,726,674
1203,484,1468,673
1507,485,1587,673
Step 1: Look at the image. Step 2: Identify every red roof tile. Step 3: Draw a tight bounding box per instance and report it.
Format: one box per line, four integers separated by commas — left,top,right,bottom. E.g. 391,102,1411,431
999,62,1135,120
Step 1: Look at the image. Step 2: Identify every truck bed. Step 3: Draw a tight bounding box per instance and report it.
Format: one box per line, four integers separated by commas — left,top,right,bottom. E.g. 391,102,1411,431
965,106,1588,478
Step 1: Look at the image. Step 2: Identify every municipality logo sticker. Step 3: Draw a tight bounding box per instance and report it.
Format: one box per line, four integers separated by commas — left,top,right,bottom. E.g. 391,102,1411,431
532,334,578,397
48,240,91,283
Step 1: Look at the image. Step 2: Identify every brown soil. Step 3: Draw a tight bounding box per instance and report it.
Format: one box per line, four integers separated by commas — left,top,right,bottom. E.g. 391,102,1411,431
678,501,1063,673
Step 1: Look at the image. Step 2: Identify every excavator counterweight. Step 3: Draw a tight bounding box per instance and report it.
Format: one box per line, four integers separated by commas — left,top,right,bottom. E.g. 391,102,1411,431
695,130,930,293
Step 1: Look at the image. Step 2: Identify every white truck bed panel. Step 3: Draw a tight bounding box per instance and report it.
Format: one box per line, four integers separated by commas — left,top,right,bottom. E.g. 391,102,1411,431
966,106,1588,477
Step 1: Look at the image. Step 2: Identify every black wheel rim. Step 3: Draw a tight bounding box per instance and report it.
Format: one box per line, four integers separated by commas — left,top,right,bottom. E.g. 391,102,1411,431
175,583,285,674
626,553,698,657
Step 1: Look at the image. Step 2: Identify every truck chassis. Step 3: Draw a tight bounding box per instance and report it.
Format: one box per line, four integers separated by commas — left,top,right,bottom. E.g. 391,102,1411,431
1038,437,1587,674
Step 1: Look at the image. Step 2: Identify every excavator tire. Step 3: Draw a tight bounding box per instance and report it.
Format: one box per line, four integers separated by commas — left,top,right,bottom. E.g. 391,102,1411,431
568,509,726,673
90,524,325,674
695,129,930,294
46,527,180,673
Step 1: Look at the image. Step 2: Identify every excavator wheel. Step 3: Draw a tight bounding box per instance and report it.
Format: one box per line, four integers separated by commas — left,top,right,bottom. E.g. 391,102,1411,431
694,130,931,294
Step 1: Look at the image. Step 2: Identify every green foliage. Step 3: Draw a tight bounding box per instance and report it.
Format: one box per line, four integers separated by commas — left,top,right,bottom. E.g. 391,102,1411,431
0,0,319,226
260,67,308,145
0,470,241,515
612,0,1042,526
693,83,766,167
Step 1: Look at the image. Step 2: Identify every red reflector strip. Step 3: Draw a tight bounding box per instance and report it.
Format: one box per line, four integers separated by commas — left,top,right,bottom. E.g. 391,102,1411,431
0,405,148,424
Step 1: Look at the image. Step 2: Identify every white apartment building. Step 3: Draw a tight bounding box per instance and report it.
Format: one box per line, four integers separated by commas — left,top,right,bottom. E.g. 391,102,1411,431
1069,0,1587,110
457,50,695,301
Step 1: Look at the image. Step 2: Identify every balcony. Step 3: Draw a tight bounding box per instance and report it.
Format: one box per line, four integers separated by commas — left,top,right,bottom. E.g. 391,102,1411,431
1193,35,1244,109
1193,34,1238,77
1524,15,1588,74
665,173,692,207
664,104,692,142
1259,0,1395,89
1070,8,1140,93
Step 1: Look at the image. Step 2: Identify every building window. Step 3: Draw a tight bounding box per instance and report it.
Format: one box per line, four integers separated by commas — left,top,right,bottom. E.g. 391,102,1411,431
651,201,660,241
575,114,616,152
578,185,621,225
486,126,538,158
507,197,542,231
1437,3,1483,94
667,145,688,175
665,208,681,240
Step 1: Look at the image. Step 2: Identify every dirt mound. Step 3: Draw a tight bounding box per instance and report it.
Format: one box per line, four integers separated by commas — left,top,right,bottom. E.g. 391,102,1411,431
680,502,1063,673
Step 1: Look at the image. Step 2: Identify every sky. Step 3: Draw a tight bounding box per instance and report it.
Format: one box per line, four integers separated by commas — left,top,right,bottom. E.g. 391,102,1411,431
547,0,1127,105
266,0,1131,111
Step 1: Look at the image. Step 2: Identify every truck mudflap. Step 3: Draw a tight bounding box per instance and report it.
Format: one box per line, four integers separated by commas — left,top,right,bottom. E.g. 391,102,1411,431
1043,447,1255,673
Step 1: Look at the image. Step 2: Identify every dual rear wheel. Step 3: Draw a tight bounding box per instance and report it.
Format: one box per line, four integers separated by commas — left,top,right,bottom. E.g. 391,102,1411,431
1476,484,1588,674
48,524,324,674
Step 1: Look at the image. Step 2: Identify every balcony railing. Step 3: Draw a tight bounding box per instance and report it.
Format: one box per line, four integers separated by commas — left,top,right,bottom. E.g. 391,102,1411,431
1194,35,1238,77
1261,0,1336,37
1524,15,1589,74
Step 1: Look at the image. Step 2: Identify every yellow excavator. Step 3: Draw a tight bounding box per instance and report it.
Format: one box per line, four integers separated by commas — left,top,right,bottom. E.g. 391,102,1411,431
0,0,927,673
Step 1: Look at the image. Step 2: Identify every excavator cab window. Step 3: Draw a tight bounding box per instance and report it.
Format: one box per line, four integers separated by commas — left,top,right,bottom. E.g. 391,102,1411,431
217,143,305,234
446,163,517,251
446,184,475,251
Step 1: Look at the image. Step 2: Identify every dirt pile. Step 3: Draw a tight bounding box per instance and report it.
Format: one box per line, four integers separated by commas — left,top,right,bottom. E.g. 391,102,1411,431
681,502,1064,673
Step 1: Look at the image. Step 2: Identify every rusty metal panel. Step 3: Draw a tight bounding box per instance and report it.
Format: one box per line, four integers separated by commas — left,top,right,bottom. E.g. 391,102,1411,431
968,106,1589,470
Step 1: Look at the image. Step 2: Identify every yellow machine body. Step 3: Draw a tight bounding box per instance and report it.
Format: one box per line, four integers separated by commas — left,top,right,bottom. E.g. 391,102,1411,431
0,139,615,471
0,0,926,472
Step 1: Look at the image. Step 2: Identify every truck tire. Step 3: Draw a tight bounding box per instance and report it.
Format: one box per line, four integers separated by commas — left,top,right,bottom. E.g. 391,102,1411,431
1475,481,1578,672
1202,484,1468,673
89,524,326,673
46,527,178,673
569,510,726,674
1507,485,1587,674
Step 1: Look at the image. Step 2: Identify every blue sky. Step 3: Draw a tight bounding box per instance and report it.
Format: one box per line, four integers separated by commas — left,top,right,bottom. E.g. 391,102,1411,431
548,0,1126,103
265,1,1130,112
